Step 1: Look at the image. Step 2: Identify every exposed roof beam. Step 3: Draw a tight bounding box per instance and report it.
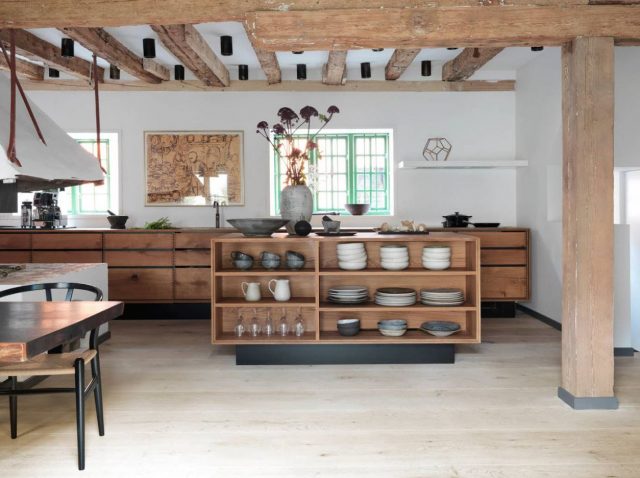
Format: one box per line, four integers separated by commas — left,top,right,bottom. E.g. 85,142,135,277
0,29,101,81
151,24,229,87
251,49,281,85
60,27,162,83
142,58,170,81
385,49,420,80
0,2,615,29
322,51,347,85
0,55,44,80
442,47,504,81
245,6,640,50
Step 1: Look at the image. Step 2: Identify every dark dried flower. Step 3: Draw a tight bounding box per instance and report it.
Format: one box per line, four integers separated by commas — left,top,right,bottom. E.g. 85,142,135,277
272,124,286,135
277,107,299,123
256,121,269,129
300,106,319,121
327,105,340,114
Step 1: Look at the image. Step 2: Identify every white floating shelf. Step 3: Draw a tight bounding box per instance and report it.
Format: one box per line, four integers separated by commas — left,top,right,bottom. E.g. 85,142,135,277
398,160,529,170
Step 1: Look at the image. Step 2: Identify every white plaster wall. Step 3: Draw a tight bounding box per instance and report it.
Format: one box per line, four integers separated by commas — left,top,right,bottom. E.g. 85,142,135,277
22,89,516,228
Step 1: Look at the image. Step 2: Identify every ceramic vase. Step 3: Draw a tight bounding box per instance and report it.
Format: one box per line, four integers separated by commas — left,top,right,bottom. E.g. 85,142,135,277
280,184,313,234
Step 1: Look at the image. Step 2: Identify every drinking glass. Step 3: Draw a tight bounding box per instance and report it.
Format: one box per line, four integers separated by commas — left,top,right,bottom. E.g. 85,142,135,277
234,310,246,337
278,308,289,336
263,309,274,336
294,308,305,337
250,308,261,337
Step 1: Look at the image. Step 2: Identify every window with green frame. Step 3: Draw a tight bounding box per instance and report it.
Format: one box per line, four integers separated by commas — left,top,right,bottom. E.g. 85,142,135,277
272,131,391,215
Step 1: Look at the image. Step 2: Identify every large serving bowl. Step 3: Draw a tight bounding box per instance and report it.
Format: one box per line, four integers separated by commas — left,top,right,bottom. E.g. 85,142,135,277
228,218,289,237
344,203,371,215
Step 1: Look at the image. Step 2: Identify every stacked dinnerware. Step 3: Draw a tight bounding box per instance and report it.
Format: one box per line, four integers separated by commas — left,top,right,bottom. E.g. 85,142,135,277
420,288,465,306
337,242,367,270
328,285,369,305
380,245,409,270
378,319,408,337
420,321,461,337
422,245,451,270
374,287,417,307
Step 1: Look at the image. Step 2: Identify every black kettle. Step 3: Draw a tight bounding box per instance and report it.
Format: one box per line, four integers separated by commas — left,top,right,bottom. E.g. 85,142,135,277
442,212,472,228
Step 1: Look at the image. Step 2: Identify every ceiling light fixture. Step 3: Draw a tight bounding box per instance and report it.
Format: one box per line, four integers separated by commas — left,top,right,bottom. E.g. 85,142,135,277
174,65,185,80
238,64,248,81
143,38,156,59
296,64,307,80
531,46,544,52
372,48,384,52
447,47,458,51
472,48,480,58
360,62,371,79
421,60,432,77
220,36,233,56
292,51,304,54
48,68,60,78
61,38,74,57
109,65,120,80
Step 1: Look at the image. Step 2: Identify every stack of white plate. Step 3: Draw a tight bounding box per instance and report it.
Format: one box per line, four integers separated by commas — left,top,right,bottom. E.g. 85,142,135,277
420,288,464,306
374,287,417,307
328,285,369,305
380,245,409,270
337,243,367,270
422,245,451,270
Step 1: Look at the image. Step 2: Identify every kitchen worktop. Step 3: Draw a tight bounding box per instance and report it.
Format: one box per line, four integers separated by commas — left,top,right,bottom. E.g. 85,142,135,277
0,263,106,286
0,226,526,233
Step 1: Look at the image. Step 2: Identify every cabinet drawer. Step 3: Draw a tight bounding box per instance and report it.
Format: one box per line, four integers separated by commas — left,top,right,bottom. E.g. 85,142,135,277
175,233,219,249
32,251,103,263
0,251,31,262
104,233,173,250
175,250,210,266
175,268,210,300
108,268,173,300
466,231,527,248
481,266,528,300
481,249,527,266
0,234,31,249
32,233,102,250
104,250,173,267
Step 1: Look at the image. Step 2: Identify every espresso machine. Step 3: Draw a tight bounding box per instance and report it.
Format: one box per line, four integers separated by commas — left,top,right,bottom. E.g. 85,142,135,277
32,191,67,229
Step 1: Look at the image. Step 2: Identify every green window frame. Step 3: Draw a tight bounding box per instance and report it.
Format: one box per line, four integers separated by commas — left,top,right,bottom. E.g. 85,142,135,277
69,136,112,215
272,132,391,215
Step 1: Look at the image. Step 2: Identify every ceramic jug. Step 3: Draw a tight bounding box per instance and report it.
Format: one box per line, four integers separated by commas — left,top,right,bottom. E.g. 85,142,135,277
268,279,291,302
241,282,261,302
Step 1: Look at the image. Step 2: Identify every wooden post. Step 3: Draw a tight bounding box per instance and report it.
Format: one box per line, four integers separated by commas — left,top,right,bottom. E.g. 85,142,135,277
560,37,618,410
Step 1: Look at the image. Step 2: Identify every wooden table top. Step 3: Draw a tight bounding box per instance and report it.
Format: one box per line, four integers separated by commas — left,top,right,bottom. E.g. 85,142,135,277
0,301,124,363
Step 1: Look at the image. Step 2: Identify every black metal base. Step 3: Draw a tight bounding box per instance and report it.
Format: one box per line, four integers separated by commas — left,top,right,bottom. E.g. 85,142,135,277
481,301,516,318
117,303,210,320
235,344,455,365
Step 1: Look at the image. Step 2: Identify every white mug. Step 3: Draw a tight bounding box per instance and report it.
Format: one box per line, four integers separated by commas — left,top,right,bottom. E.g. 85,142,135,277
241,282,261,302
268,279,291,302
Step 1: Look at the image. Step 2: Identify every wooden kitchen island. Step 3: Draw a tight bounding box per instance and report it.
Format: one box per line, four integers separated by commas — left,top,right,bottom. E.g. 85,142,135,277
211,233,480,364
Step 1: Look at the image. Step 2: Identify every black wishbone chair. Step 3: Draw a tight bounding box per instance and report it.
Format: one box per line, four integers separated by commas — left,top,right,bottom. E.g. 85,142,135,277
0,282,105,470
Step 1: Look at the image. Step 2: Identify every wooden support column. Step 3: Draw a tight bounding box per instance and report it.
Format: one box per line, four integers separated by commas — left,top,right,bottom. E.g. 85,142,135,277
560,36,617,410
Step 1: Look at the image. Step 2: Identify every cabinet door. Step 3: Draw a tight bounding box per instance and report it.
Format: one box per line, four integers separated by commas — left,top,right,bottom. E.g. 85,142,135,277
104,250,173,267
0,234,31,249
0,251,31,262
174,233,218,249
32,233,102,250
32,251,103,263
481,266,528,300
175,250,210,266
175,268,210,300
465,231,527,248
108,268,173,300
104,233,173,250
481,249,527,266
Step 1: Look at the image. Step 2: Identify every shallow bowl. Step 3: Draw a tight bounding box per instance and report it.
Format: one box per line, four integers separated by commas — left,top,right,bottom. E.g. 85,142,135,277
233,259,254,270
378,319,408,329
336,242,366,251
228,218,288,237
379,328,408,337
339,262,367,271
423,262,451,271
344,203,371,215
381,263,409,271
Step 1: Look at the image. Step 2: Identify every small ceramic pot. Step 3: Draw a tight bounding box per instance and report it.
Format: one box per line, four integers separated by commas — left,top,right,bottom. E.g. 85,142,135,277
260,251,281,270
233,259,254,270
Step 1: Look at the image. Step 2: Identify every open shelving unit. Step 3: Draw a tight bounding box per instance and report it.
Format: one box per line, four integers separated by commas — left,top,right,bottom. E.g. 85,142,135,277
211,232,481,346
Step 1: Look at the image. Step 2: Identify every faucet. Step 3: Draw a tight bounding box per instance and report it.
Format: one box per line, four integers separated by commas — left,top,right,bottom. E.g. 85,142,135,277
213,200,221,228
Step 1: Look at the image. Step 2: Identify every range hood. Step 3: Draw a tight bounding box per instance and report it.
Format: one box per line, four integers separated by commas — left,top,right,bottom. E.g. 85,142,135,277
0,73,104,192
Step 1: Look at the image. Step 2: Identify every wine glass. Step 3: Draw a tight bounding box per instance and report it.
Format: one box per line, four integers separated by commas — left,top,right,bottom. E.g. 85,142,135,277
278,308,289,336
294,308,305,337
234,310,246,337
263,309,274,336
250,308,261,336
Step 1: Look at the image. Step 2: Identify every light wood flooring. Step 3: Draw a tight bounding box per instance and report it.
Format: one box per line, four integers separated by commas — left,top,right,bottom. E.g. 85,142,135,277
1,313,639,477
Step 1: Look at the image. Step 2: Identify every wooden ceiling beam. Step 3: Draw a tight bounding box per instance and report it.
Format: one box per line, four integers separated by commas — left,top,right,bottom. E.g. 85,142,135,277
253,49,281,84
322,51,347,85
61,27,162,83
385,49,421,80
246,6,640,50
0,29,101,80
442,47,504,81
142,58,170,81
0,55,44,80
151,24,229,87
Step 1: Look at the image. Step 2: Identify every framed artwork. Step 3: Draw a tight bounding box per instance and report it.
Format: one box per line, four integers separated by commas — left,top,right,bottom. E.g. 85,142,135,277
144,131,244,206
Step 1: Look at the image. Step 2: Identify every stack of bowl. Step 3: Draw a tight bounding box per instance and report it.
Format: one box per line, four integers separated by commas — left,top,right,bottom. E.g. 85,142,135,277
422,245,451,270
337,318,361,336
337,243,367,270
377,319,408,337
379,245,409,270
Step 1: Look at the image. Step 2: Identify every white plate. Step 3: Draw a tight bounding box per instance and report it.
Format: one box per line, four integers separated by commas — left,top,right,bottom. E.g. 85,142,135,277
381,263,409,271
336,243,366,251
330,285,368,292
337,252,368,260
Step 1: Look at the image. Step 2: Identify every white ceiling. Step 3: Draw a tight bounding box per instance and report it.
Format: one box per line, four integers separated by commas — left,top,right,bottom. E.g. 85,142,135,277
23,22,550,82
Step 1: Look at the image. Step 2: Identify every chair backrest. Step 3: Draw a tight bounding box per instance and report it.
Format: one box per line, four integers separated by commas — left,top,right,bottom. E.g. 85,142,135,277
0,282,103,302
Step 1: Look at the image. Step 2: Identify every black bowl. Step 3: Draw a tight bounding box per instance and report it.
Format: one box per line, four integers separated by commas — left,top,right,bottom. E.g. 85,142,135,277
344,203,371,215
337,319,361,336
107,215,128,229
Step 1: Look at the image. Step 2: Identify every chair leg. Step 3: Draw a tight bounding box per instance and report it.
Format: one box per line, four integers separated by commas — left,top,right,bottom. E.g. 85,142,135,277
9,376,17,439
91,353,105,436
74,359,85,471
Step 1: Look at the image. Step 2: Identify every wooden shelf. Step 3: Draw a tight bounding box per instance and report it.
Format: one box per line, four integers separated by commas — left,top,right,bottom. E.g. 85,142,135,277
215,297,316,307
216,270,316,277
398,160,528,169
215,332,317,344
319,329,477,344
319,301,477,311
319,267,476,276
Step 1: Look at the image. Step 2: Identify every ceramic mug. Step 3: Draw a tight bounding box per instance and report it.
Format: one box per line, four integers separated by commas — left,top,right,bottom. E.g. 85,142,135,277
268,279,291,302
241,282,261,302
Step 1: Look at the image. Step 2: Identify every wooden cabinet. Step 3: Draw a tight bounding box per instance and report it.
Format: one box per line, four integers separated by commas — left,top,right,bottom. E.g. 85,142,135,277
32,233,102,250
0,234,31,250
104,232,173,250
104,250,173,267
175,268,210,300
109,268,173,301
32,251,103,263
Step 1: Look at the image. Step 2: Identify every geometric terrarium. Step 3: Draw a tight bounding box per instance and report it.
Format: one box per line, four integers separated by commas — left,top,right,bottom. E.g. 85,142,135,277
422,137,452,161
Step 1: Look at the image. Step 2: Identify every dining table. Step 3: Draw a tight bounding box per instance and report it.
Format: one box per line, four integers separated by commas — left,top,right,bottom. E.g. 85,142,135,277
0,301,124,364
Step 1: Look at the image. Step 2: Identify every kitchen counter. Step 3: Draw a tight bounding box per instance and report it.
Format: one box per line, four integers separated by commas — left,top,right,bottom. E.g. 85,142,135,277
0,263,106,287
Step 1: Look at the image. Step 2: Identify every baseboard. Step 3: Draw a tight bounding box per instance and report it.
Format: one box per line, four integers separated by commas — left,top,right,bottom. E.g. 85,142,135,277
614,347,636,357
117,303,211,320
97,331,111,345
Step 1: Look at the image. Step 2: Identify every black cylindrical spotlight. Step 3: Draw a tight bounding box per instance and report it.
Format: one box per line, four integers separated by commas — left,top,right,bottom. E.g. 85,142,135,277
296,64,307,80
143,38,156,58
531,46,544,52
61,38,74,57
48,68,60,78
360,62,371,79
109,65,120,80
292,51,304,54
372,48,384,52
447,47,458,51
421,60,432,77
221,36,233,56
174,65,185,80
238,64,248,81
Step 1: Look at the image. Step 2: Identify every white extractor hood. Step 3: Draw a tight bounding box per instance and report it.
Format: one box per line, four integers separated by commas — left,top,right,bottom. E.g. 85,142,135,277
0,73,104,191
